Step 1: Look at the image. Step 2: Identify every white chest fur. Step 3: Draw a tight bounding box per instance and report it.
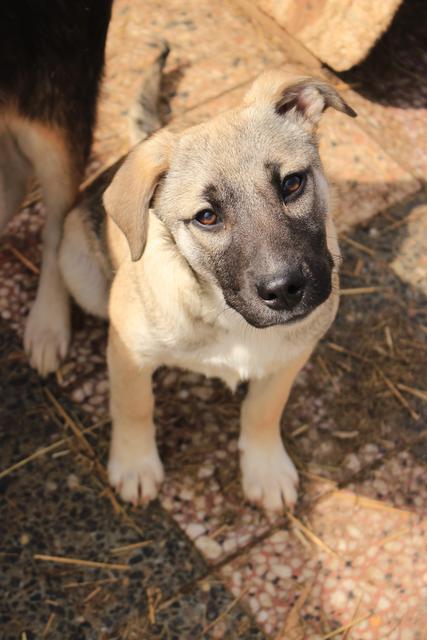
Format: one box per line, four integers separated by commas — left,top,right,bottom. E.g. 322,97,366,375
183,330,308,388
125,255,338,389
160,306,322,389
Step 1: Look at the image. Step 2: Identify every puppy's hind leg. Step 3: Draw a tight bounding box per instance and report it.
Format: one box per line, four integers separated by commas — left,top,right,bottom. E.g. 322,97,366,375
18,124,78,376
59,208,110,319
0,130,32,232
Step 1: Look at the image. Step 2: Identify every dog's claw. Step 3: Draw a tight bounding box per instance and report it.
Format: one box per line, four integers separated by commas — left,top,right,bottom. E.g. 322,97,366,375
240,440,299,513
108,444,164,506
24,284,70,376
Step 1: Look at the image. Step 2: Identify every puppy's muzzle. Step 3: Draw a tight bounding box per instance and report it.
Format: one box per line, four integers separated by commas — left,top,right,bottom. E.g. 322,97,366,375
255,258,332,319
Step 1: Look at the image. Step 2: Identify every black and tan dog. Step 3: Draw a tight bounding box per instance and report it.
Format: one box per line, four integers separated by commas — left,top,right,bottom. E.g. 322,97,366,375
58,53,356,513
0,0,113,375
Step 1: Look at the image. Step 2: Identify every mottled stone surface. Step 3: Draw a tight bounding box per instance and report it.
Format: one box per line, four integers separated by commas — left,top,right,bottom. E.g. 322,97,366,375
338,0,427,181
257,0,402,71
95,0,295,165
223,471,427,638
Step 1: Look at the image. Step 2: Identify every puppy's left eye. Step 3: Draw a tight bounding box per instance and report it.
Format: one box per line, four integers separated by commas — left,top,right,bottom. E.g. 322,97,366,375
194,209,219,227
281,173,305,200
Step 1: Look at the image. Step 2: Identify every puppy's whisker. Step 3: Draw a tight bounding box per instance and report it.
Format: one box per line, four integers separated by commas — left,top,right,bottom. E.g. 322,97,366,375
211,303,229,325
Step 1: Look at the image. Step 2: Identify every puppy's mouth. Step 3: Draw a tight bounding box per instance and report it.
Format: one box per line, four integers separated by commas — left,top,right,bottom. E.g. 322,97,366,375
234,305,315,329
223,275,334,329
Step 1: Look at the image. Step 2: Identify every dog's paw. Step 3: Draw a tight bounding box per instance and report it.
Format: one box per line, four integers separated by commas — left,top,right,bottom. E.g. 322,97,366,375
239,440,299,513
24,293,70,376
108,442,164,506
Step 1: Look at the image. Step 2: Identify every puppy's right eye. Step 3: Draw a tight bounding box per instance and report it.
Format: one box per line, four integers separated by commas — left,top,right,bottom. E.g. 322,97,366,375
281,172,305,201
194,209,219,227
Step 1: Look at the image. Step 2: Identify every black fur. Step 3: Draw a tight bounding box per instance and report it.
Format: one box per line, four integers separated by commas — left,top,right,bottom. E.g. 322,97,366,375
0,0,113,172
82,159,123,238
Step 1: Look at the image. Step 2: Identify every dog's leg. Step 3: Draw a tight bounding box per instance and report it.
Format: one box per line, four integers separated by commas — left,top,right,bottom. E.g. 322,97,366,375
0,131,32,231
18,124,77,376
107,327,164,504
59,208,110,319
239,350,312,512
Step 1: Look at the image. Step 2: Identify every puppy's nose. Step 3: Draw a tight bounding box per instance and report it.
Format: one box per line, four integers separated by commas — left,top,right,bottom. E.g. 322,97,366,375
256,270,306,311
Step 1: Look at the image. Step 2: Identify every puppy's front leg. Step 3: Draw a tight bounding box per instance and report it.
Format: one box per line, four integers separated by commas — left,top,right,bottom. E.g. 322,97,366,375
239,350,311,513
107,327,164,505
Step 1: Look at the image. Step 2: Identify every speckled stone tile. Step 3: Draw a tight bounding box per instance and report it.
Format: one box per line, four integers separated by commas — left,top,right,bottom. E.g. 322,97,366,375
389,203,427,296
0,204,42,330
147,577,265,639
0,350,65,531
221,468,427,638
1,490,203,639
0,204,109,419
94,0,301,164
338,0,427,181
318,110,420,231
348,452,427,517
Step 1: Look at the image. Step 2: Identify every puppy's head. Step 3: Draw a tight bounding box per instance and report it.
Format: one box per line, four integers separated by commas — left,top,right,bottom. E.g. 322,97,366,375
105,71,356,328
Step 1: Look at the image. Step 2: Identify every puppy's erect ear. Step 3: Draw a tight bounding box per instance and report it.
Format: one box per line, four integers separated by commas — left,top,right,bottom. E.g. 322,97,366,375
104,130,175,261
244,70,356,126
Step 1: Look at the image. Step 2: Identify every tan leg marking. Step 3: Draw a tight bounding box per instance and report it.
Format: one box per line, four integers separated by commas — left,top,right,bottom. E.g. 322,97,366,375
239,350,312,512
107,328,164,505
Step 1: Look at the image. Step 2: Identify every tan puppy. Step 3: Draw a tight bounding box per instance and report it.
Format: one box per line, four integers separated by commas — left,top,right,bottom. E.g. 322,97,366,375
59,68,356,512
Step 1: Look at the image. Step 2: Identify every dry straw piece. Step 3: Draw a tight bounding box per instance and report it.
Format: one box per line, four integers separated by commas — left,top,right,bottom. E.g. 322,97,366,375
319,613,373,640
6,243,39,274
287,512,340,559
34,554,130,571
109,541,153,555
340,286,383,296
0,419,107,480
197,584,251,639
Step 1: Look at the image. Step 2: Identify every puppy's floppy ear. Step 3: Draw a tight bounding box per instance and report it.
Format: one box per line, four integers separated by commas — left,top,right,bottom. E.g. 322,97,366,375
245,70,356,126
103,130,175,261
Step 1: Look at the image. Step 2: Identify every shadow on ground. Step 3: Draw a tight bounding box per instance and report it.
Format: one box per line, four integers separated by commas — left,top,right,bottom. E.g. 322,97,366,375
338,0,427,110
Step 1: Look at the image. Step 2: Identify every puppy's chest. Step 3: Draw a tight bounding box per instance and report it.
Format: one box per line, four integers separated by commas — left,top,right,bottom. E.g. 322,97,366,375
167,327,306,389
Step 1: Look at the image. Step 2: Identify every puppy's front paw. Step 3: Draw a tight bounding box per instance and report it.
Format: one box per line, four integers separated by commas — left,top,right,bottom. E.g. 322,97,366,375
108,439,164,506
239,439,299,513
24,290,70,376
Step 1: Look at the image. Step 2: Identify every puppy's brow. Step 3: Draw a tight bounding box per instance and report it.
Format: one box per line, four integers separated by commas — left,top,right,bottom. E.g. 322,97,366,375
266,163,282,198
265,161,281,173
202,183,225,213
266,162,310,200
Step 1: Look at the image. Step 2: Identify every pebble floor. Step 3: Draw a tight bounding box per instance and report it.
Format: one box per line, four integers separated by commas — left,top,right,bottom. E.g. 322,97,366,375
1,0,427,638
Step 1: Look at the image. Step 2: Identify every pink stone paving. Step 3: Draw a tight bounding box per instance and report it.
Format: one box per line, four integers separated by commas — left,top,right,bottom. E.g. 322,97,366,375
222,471,427,638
